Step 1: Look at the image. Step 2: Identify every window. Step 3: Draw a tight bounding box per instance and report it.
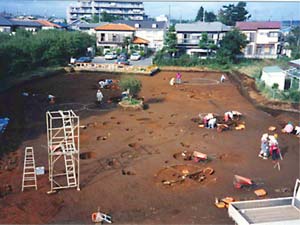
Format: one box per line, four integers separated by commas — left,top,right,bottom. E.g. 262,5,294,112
101,33,105,41
112,34,117,42
249,33,255,42
152,24,157,28
246,45,253,55
268,32,278,37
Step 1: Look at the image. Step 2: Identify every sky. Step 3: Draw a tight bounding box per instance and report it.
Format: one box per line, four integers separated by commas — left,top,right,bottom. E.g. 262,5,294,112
0,0,299,21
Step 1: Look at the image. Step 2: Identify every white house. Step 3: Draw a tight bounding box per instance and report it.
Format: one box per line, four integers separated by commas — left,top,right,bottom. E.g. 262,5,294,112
236,21,282,59
114,19,167,50
94,23,135,51
175,21,231,56
261,66,286,90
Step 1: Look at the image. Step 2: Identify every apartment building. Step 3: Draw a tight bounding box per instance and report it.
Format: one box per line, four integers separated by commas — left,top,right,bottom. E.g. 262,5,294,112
67,0,145,23
236,21,282,59
175,21,231,56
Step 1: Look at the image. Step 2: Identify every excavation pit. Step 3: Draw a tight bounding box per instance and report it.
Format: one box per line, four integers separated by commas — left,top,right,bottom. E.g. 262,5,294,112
80,152,96,160
155,164,215,188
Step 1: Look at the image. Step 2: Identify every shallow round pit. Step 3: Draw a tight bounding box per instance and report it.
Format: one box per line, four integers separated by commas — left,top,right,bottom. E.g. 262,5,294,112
80,152,96,160
155,164,215,188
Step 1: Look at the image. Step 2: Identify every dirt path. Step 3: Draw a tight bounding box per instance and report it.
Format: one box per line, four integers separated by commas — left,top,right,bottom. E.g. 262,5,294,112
0,71,299,224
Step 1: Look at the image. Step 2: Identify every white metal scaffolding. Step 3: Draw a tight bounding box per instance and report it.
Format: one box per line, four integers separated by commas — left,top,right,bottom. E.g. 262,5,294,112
46,110,80,193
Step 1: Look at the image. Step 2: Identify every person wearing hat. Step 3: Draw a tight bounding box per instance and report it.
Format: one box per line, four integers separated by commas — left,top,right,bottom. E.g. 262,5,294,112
282,121,294,134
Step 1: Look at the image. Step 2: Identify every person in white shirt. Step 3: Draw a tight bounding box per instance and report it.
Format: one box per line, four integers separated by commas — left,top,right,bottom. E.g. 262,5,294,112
96,89,103,104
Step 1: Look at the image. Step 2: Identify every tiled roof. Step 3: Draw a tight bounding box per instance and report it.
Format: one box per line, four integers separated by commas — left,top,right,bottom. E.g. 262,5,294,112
78,22,108,29
175,21,231,32
95,23,135,31
236,21,281,30
114,19,167,29
36,20,61,28
0,16,12,26
10,19,42,27
133,36,149,44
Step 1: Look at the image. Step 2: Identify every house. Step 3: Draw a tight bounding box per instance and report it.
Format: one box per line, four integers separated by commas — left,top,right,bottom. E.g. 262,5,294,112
132,36,149,53
36,20,63,30
76,22,108,35
261,66,287,90
286,59,300,90
114,19,167,50
0,16,12,32
67,0,146,23
94,23,135,52
0,17,42,33
236,21,282,59
175,21,231,56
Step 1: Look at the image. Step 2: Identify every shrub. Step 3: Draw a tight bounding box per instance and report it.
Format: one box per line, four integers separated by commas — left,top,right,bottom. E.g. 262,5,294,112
119,76,142,97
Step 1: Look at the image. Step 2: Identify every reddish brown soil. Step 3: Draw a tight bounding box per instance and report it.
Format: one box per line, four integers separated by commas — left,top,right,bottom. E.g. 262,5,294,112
0,71,299,224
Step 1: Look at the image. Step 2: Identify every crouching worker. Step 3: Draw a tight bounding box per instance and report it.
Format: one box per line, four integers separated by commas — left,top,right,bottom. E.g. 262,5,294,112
121,89,130,100
48,94,55,104
208,117,217,129
282,122,294,134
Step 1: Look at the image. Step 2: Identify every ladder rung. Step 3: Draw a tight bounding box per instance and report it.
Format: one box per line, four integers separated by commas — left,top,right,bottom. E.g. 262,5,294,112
24,172,36,175
24,177,36,181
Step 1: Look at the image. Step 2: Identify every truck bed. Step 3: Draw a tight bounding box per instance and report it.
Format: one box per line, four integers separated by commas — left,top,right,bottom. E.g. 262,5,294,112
228,197,300,225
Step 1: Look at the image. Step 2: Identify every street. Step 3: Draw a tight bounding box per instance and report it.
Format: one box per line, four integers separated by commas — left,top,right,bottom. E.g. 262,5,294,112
92,56,153,66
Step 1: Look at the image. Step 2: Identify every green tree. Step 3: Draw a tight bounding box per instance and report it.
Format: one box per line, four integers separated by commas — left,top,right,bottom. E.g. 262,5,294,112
163,25,177,57
195,6,204,22
119,76,142,98
123,36,132,53
204,11,217,22
218,2,251,26
216,28,248,63
90,14,100,23
286,26,300,59
100,11,120,22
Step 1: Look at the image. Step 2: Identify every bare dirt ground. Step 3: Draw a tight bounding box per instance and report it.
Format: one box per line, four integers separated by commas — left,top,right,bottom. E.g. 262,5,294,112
0,71,299,224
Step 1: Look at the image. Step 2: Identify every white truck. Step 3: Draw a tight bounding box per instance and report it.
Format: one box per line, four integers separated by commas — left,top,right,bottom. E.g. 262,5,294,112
228,179,300,225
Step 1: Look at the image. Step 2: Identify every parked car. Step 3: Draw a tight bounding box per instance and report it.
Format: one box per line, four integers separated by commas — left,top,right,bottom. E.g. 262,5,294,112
76,57,92,63
104,52,117,60
115,58,130,65
118,53,128,60
130,52,141,61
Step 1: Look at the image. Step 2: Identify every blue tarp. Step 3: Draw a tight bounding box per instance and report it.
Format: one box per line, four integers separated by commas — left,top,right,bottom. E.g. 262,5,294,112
0,117,9,134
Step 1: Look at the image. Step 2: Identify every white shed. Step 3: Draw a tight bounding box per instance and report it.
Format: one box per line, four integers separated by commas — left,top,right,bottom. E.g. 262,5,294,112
261,66,286,90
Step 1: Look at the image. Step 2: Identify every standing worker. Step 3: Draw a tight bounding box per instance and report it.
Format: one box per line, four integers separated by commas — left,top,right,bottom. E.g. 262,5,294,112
96,89,103,104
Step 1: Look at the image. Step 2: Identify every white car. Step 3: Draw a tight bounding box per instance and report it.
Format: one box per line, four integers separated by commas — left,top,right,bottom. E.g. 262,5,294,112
130,52,141,61
104,52,117,60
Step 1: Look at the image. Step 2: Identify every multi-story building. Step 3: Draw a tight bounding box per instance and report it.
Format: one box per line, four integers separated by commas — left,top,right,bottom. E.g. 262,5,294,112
94,23,136,51
114,19,167,50
175,21,231,56
67,0,145,23
236,21,282,59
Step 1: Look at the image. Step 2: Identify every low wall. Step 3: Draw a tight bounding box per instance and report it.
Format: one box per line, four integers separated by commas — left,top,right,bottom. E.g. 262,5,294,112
72,63,159,76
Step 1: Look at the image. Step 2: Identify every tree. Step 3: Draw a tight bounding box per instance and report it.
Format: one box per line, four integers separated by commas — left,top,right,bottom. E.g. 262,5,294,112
204,11,217,22
90,14,100,23
100,11,120,22
286,26,300,59
195,6,204,22
198,33,217,57
216,28,248,63
119,76,142,98
218,2,251,26
123,36,132,53
163,25,177,57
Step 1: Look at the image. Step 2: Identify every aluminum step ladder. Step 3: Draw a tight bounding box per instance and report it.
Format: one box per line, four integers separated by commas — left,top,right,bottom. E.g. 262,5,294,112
22,147,37,191
64,154,77,187
60,111,76,153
